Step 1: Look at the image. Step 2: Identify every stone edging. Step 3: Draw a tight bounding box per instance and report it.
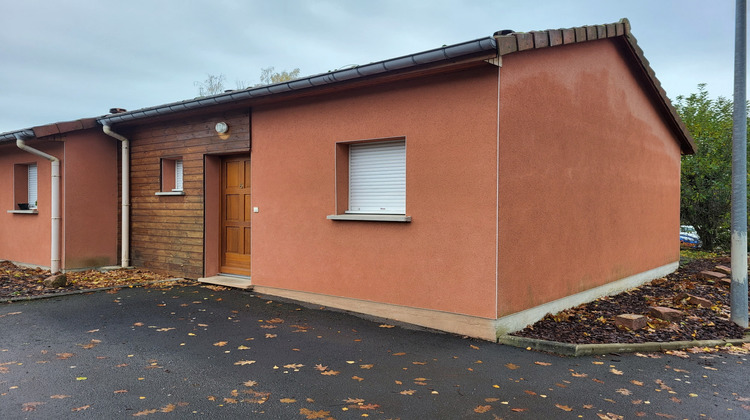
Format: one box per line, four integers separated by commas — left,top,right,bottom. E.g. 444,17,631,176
498,334,750,357
0,278,190,304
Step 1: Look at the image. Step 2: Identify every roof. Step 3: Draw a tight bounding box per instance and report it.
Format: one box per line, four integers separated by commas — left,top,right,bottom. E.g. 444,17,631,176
0,118,99,145
1,18,694,154
493,18,696,154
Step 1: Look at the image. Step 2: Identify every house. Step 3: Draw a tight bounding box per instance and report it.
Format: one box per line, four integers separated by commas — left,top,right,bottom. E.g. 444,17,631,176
2,18,695,340
0,118,119,272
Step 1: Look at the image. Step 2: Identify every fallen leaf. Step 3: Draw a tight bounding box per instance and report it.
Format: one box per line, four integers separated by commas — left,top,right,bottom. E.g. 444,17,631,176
360,364,373,369
114,389,128,394
630,380,644,386
359,403,379,410
224,397,238,404
156,327,175,332
265,334,277,338
280,398,296,403
299,408,331,419
505,363,520,370
392,352,406,356
535,361,552,366
160,404,176,413
71,405,91,412
344,398,365,403
379,324,395,328
133,322,145,327
352,376,364,382
470,344,480,350
234,360,256,366
76,377,87,381
243,380,258,387
50,394,71,399
511,408,527,412
237,345,251,350
555,404,573,411
596,413,624,420
56,353,74,360
485,398,499,402
610,368,623,375
616,388,632,396
571,372,588,378
321,370,339,376
474,405,492,413
655,414,675,418
314,364,328,371
524,390,537,396
22,402,44,411
213,341,228,347
284,363,304,369
399,389,416,395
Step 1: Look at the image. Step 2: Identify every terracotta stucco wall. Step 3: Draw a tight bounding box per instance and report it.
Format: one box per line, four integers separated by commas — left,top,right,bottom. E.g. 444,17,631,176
0,141,63,268
496,40,682,316
127,111,250,278
62,131,119,268
251,65,500,318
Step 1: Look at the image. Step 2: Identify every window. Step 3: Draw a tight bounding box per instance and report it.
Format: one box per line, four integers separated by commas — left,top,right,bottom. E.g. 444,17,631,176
328,138,410,222
27,164,38,209
156,157,185,196
8,162,38,213
348,140,405,214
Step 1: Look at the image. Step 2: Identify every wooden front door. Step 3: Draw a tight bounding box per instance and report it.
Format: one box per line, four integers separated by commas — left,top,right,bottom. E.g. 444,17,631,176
220,156,252,276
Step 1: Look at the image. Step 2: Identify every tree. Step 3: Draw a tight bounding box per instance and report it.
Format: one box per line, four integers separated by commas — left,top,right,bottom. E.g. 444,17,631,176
194,74,226,97
675,84,749,250
257,67,300,86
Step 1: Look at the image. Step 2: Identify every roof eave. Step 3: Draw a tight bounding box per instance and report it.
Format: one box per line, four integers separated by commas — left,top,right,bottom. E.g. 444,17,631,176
98,37,498,127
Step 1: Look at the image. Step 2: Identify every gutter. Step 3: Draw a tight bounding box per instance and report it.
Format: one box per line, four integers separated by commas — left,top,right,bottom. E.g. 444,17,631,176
98,37,497,126
14,133,61,274
101,125,130,268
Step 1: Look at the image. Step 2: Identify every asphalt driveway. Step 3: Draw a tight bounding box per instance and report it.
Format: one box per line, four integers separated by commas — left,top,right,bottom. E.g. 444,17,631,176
0,284,748,419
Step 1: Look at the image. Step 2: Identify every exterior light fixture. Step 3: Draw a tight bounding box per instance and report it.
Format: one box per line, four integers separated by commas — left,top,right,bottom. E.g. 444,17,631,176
215,122,229,134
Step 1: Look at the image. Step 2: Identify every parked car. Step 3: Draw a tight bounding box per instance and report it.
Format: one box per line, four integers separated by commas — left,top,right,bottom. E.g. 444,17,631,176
680,225,702,249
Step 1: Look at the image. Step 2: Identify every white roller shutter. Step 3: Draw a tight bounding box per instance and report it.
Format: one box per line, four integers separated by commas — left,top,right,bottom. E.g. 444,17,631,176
174,159,184,191
348,140,405,214
28,164,38,208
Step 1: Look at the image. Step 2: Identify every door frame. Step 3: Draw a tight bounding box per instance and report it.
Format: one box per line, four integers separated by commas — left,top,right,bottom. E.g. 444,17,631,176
203,153,252,278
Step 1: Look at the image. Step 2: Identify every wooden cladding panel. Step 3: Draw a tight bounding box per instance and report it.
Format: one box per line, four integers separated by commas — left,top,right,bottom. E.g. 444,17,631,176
127,110,250,278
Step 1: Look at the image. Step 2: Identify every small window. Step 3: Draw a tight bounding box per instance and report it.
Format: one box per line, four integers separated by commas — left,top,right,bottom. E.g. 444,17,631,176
12,163,37,211
348,140,406,214
157,157,185,196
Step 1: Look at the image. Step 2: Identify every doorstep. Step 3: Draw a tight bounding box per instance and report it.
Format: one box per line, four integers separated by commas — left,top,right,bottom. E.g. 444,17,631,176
198,275,253,290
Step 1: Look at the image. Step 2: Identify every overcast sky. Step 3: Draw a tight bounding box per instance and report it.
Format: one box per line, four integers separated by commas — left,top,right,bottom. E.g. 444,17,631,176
0,0,740,133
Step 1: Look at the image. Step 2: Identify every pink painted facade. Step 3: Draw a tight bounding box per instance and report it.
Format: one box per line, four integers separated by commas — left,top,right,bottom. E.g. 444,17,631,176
0,122,118,270
3,19,695,339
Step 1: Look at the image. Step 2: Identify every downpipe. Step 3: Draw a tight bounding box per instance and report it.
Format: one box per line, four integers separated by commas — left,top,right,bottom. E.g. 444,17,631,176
102,125,130,268
15,137,61,274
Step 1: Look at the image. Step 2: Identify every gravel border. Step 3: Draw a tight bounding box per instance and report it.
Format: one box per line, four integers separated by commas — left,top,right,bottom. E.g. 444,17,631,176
498,333,750,356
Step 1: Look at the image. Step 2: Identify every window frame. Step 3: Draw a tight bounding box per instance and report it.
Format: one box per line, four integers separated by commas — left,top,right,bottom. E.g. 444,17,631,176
327,137,411,223
7,162,39,214
156,157,186,196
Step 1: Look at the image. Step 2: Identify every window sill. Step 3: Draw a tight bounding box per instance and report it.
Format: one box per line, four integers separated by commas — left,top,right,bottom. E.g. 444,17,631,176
155,191,185,196
7,210,38,214
327,214,411,223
